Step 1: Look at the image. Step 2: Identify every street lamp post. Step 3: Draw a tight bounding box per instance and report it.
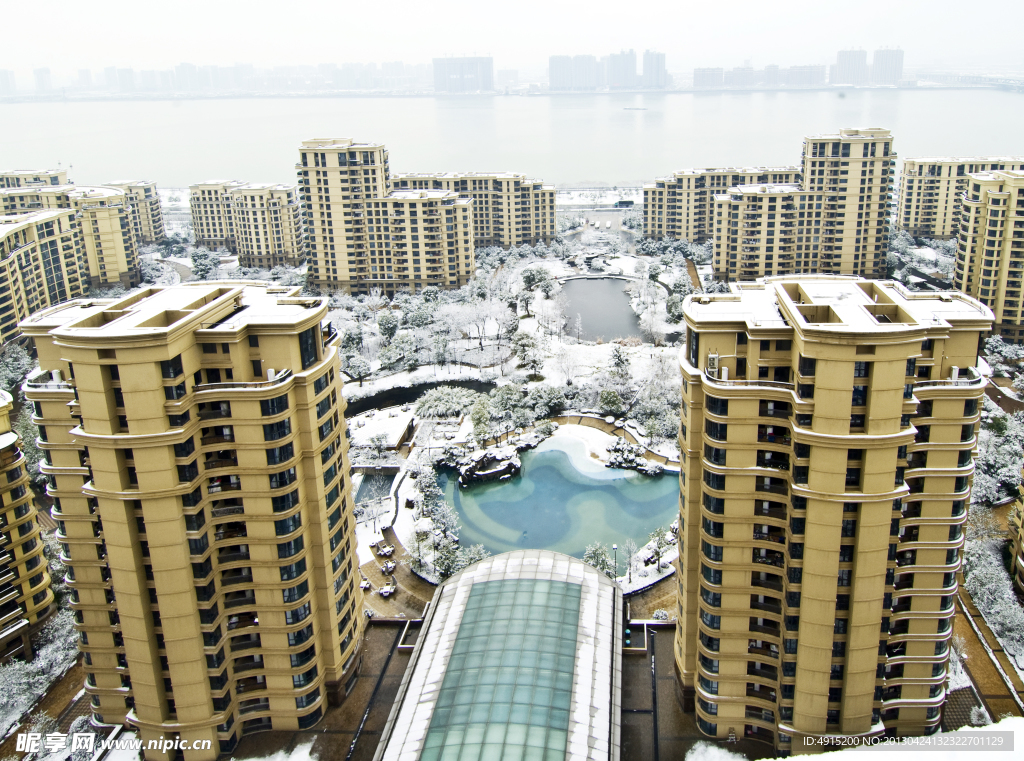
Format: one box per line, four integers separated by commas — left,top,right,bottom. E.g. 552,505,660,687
612,544,618,578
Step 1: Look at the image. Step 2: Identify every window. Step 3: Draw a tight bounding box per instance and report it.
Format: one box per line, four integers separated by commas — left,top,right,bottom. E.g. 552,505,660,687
851,386,867,406
298,327,319,369
266,443,294,465
278,536,304,559
161,355,184,379
248,335,259,347
705,396,728,415
853,361,870,378
271,490,299,513
704,420,727,441
837,569,851,587
269,468,297,489
703,470,725,490
798,355,816,376
776,340,791,351
260,394,289,416
263,419,291,441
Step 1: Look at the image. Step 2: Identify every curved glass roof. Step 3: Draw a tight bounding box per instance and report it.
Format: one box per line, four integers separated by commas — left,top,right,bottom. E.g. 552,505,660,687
376,550,622,761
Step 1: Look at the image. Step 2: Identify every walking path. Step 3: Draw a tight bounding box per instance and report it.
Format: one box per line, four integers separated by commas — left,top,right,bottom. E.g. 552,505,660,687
954,575,1024,720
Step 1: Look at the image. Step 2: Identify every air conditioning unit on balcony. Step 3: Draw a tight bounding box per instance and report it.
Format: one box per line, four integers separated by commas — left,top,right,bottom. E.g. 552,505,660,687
706,353,719,378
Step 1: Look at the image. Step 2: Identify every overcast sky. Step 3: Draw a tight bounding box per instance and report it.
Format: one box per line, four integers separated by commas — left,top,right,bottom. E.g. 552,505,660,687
4,0,1023,78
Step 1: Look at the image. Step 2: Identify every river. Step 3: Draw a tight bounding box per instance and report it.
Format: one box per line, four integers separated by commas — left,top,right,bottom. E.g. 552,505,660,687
2,89,1023,188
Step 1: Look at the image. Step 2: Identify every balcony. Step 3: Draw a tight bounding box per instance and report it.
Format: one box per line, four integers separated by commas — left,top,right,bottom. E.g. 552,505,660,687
748,642,780,660
219,546,251,564
224,591,256,609
750,596,783,615
746,684,777,703
755,478,787,496
234,655,264,673
222,569,254,586
757,425,790,445
226,613,259,631
758,401,791,420
756,452,789,471
752,550,785,568
748,620,781,638
215,523,248,542
747,663,778,681
751,574,783,592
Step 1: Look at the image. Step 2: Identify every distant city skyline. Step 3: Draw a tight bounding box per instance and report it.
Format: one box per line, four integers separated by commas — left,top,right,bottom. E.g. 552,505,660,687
1,0,1022,83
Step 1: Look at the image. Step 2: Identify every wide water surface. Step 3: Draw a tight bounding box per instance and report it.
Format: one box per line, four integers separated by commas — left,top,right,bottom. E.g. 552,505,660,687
4,89,1024,187
440,435,678,560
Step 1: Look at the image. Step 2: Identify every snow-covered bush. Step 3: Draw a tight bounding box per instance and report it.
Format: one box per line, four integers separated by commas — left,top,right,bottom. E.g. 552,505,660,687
414,385,482,419
651,608,670,620
972,397,1024,505
0,343,34,392
963,536,1024,667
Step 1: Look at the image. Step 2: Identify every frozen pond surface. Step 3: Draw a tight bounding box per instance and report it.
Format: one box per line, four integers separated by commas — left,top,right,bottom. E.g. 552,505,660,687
440,436,678,559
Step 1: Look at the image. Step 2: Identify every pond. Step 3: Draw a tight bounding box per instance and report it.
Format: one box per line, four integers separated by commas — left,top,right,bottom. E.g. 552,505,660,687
560,278,642,343
439,435,678,566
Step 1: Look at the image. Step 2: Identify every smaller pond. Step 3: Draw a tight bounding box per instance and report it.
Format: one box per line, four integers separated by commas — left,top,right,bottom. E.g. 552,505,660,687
440,434,678,562
561,278,642,342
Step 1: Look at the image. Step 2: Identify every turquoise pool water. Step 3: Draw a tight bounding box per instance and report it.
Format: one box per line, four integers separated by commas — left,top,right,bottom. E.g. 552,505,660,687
440,435,678,560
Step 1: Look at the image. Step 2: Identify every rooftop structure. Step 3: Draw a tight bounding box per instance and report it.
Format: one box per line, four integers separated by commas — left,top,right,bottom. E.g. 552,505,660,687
0,169,68,188
375,550,622,761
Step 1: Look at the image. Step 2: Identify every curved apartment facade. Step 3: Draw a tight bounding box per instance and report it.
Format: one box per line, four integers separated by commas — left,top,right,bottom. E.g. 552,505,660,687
21,283,361,760
0,388,51,655
675,276,991,750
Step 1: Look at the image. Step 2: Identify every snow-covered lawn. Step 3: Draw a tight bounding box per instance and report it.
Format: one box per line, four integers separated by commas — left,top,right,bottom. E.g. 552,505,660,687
348,407,416,449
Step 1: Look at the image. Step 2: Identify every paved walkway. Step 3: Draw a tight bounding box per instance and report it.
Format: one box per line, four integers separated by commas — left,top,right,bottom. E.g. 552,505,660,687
954,576,1024,721
359,525,435,620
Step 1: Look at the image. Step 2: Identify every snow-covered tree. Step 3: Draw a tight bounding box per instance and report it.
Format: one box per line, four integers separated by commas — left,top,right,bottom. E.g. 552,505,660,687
623,538,639,584
344,356,371,386
189,248,220,280
599,389,624,416
648,526,674,570
377,311,399,342
0,344,34,392
582,542,616,578
415,386,482,419
554,347,578,386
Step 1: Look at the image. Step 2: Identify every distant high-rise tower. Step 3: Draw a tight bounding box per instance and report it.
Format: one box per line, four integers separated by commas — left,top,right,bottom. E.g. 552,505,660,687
607,50,638,89
33,68,51,93
432,57,494,92
872,49,905,85
834,50,869,85
549,56,573,90
0,70,14,95
693,68,725,89
572,55,599,90
642,50,668,89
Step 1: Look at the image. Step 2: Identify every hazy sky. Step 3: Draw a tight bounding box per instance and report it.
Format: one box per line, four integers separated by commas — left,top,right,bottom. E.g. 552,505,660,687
4,0,1024,78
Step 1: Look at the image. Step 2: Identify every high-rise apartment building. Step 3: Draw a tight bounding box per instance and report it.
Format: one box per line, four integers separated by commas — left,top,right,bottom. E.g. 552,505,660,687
676,276,991,749
0,209,86,343
0,384,52,653
190,181,247,252
572,55,599,91
952,170,1024,343
66,187,141,289
391,172,555,249
297,138,475,295
645,128,894,281
549,56,573,90
607,50,637,89
0,169,69,188
693,68,725,89
226,184,305,269
0,71,14,96
872,49,905,86
0,185,139,290
34,69,52,93
433,57,494,92
643,167,802,242
834,51,869,85
21,282,362,758
642,51,668,89
105,181,166,245
897,157,1024,240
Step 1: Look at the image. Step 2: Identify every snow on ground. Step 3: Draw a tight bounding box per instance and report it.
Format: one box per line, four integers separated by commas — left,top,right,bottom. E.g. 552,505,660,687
343,363,493,401
348,407,416,448
948,643,974,692
684,717,1024,760
557,188,642,206
229,740,315,761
